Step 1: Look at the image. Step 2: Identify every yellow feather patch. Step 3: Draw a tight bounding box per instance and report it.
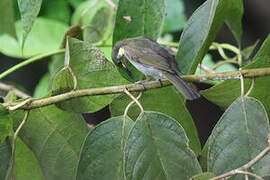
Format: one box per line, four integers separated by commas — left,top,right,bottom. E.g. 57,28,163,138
117,47,125,59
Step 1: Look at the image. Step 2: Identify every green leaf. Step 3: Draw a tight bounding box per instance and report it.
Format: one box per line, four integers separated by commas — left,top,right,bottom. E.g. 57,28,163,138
85,6,112,43
202,35,270,115
33,72,50,98
18,0,42,46
124,111,202,180
51,38,128,113
113,0,166,44
0,113,12,146
162,0,186,33
207,97,270,178
77,116,134,180
0,140,12,179
190,172,215,180
52,68,74,96
0,18,68,58
39,0,71,24
0,0,17,40
71,0,107,25
110,87,201,155
176,0,243,75
225,0,243,45
11,105,88,180
15,138,44,180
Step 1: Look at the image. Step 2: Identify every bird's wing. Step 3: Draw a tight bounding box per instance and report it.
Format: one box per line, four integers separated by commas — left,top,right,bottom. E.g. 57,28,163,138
122,45,176,74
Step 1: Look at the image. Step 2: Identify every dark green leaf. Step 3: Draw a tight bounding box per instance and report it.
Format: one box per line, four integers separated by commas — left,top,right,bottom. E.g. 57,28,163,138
33,72,50,98
15,138,44,180
110,87,201,155
11,105,88,180
0,0,17,40
176,0,243,75
207,97,270,178
51,38,128,113
18,0,42,46
39,0,71,24
163,0,186,33
225,0,243,45
0,140,12,179
113,0,166,44
190,172,215,180
0,113,12,146
202,35,270,115
85,6,112,43
77,116,134,180
0,18,68,58
124,111,202,180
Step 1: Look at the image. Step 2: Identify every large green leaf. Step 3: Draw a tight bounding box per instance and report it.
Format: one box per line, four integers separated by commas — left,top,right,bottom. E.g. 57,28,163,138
110,87,201,155
0,18,68,58
0,140,11,179
77,116,134,180
113,0,165,44
207,97,270,178
0,0,17,40
0,113,12,146
15,138,44,180
124,111,202,180
18,0,42,44
202,35,270,115
11,105,88,180
162,0,186,33
225,0,243,45
51,38,128,113
176,0,243,75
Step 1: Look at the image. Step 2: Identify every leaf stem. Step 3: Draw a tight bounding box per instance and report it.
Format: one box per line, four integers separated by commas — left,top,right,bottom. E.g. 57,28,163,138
2,67,270,111
0,49,65,80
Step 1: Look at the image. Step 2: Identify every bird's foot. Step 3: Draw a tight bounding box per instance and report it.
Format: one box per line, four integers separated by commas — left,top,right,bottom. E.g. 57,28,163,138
135,80,148,90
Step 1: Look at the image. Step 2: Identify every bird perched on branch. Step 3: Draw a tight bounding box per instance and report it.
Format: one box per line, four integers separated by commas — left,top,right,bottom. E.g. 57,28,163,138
112,36,200,100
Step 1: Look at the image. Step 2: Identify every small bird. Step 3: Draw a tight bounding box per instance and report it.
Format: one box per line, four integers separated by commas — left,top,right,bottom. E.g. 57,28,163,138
111,36,200,100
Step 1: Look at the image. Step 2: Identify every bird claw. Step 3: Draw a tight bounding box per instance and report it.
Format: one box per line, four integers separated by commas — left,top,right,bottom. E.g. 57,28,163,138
135,80,147,90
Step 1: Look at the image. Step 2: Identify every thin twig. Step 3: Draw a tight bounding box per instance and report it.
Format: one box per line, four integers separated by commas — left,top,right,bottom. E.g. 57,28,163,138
212,59,239,70
0,49,65,80
245,78,255,96
240,74,244,97
104,0,117,10
235,170,263,180
2,67,270,111
210,145,270,180
6,111,30,180
8,98,32,111
0,82,30,98
124,88,144,113
198,64,216,73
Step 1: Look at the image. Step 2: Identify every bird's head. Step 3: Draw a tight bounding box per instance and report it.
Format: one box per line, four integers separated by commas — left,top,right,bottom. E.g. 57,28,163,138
112,41,134,79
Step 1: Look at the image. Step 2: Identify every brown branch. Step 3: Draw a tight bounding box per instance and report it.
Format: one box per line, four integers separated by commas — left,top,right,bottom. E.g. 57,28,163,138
0,82,30,98
2,67,270,111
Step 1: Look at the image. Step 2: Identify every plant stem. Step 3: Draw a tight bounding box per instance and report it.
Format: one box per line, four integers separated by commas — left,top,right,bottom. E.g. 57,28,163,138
0,49,65,80
3,67,270,111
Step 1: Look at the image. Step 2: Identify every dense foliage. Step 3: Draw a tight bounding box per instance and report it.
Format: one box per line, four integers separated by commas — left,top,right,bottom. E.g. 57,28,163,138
0,0,269,179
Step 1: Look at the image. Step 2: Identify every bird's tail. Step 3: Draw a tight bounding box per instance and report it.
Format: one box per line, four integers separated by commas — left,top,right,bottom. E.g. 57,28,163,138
164,73,200,100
